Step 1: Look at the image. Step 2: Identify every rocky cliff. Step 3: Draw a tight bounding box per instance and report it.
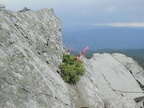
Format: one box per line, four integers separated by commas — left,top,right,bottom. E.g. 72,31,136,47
0,8,144,108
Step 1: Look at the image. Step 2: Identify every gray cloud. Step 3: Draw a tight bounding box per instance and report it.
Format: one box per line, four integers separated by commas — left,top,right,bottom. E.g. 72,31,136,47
1,0,144,26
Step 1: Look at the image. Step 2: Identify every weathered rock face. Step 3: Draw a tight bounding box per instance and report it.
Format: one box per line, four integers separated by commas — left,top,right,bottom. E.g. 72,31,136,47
89,53,144,108
0,8,70,108
0,8,144,108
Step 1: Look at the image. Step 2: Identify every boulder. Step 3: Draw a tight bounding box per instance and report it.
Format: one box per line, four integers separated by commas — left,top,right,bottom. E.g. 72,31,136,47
89,53,144,107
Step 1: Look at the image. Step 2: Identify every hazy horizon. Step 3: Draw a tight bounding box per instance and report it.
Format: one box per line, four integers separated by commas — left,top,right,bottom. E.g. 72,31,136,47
62,26,144,51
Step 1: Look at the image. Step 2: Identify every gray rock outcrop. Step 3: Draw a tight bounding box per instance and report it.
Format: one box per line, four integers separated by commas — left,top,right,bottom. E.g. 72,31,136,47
0,8,69,108
89,53,144,108
0,8,144,108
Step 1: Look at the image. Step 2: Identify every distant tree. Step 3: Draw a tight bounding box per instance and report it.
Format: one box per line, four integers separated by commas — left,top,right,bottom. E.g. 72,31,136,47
18,7,31,12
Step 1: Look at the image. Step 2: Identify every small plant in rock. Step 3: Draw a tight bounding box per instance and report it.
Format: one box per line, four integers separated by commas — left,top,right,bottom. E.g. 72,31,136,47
59,54,85,84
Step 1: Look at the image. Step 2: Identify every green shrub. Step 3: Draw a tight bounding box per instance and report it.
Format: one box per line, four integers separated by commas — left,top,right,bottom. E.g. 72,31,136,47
59,54,85,84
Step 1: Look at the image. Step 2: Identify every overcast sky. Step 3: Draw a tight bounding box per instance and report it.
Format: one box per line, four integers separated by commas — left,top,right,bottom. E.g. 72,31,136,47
1,0,144,27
